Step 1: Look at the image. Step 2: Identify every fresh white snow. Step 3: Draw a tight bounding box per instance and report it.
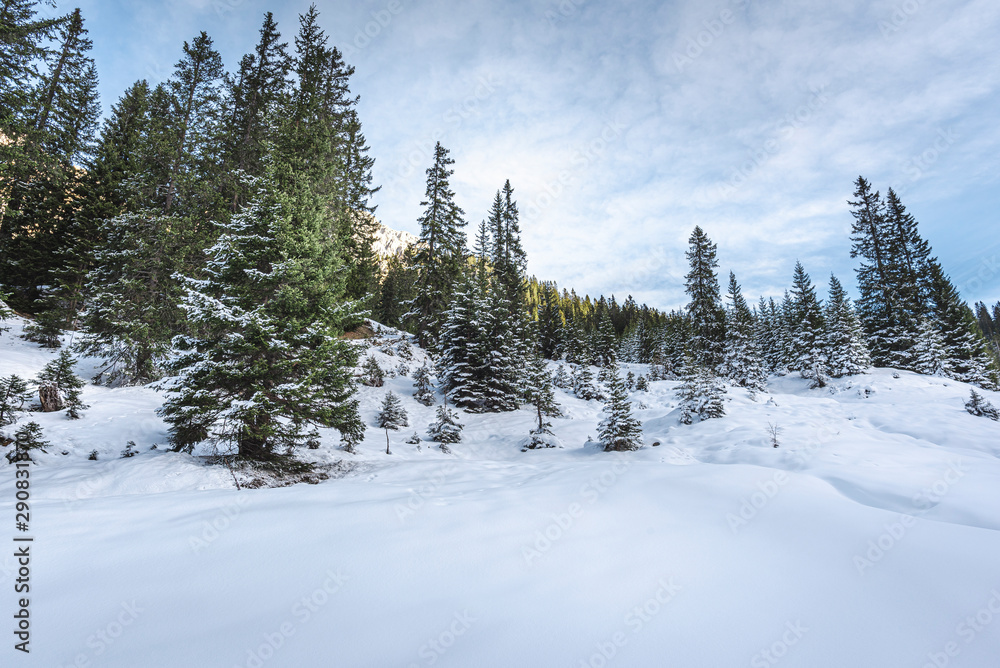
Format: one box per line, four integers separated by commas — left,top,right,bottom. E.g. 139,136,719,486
2,316,1000,667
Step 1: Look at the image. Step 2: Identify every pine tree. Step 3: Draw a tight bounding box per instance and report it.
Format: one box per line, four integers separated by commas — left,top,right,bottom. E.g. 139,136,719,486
553,364,572,389
360,355,385,387
0,375,31,427
720,272,767,394
911,317,951,377
522,356,562,451
35,350,86,417
0,6,100,313
4,421,49,463
788,262,827,386
965,390,999,420
927,260,998,389
676,360,726,424
428,402,462,444
635,374,648,391
684,226,725,367
407,142,466,349
437,273,488,410
156,167,362,460
597,357,643,451
572,364,599,401
412,361,436,406
376,390,408,454
824,274,870,378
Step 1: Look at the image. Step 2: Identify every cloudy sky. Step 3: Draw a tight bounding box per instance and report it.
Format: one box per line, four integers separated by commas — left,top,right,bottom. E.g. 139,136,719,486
63,0,1000,311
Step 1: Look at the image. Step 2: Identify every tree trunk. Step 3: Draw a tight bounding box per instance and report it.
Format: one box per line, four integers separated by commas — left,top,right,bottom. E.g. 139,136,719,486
39,384,63,412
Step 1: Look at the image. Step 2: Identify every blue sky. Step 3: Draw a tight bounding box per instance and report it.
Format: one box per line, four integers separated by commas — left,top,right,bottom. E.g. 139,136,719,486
60,0,1000,312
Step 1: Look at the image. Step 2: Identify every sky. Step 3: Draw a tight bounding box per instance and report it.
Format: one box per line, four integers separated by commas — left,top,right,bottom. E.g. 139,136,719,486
53,0,1000,312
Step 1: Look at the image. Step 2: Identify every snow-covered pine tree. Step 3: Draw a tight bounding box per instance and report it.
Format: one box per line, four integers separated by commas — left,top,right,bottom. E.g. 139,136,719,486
635,374,649,391
597,357,643,452
412,361,436,406
156,166,361,461
360,355,384,387
676,360,726,424
965,390,999,420
553,364,572,389
926,260,999,389
684,226,726,367
0,375,31,427
35,350,87,417
824,274,871,378
437,273,488,410
479,281,522,412
5,422,50,464
376,391,408,454
754,297,779,373
911,317,951,377
522,356,563,451
407,142,466,349
572,364,599,401
720,272,767,395
428,402,463,444
788,262,827,387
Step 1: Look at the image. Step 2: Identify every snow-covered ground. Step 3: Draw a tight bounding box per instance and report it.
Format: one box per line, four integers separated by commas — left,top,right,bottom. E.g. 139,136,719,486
2,316,1000,667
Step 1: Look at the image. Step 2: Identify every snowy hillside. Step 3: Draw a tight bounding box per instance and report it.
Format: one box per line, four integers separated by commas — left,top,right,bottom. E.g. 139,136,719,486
2,314,1000,667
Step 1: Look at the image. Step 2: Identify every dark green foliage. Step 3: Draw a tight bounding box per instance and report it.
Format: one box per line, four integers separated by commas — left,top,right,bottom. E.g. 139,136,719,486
407,142,466,348
35,349,86,417
375,391,408,430
157,166,361,461
5,421,49,463
684,226,725,367
412,361,436,406
788,262,827,385
360,355,385,387
635,374,648,391
721,271,767,394
0,375,31,426
824,275,870,377
572,364,599,401
965,390,998,420
21,308,62,347
597,357,642,451
677,361,726,424
121,441,138,458
428,403,462,444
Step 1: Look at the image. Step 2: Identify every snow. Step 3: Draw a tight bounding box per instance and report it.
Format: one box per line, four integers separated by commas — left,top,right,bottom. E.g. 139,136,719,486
2,315,1000,667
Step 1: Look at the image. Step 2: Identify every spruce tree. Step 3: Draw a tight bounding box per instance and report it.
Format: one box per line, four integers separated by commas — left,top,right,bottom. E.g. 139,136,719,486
684,226,725,367
428,402,462,444
522,356,562,451
720,272,767,394
375,390,408,454
5,421,49,463
910,317,951,377
572,364,599,401
157,166,362,460
965,390,999,420
35,350,86,417
407,142,466,349
437,273,488,410
824,274,870,377
927,260,998,389
412,361,436,406
0,375,31,427
788,262,827,386
360,355,385,387
597,356,643,452
676,360,726,424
